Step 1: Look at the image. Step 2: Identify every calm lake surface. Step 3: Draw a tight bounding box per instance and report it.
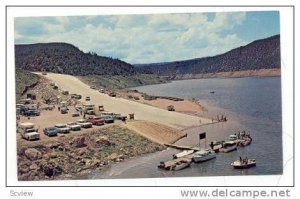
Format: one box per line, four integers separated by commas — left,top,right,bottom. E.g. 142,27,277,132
92,76,282,178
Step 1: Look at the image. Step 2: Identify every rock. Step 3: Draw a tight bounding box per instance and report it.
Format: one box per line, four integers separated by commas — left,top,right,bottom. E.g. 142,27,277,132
49,152,58,158
43,163,62,177
18,173,31,181
77,168,82,172
43,154,50,160
77,148,88,156
24,148,42,161
58,146,64,151
47,142,62,149
85,158,100,168
19,167,29,174
107,153,118,161
71,136,86,148
29,163,38,170
95,136,114,146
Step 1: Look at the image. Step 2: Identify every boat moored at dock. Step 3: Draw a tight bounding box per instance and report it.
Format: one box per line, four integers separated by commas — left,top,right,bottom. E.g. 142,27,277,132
192,150,216,163
173,150,194,159
219,141,237,153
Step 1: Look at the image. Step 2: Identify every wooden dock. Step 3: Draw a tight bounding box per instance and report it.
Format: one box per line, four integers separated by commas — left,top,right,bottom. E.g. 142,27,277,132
165,143,222,152
164,143,202,151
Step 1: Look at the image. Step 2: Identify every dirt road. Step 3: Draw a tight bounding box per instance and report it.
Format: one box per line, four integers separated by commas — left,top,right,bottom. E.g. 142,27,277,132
36,73,212,129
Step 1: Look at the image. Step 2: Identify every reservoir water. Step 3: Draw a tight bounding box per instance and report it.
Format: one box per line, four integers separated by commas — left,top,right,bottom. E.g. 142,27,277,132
91,76,282,178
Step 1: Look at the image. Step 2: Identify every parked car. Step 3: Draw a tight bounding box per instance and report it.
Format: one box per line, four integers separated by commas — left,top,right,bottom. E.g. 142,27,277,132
75,105,83,112
60,107,68,114
102,115,115,123
76,119,93,128
74,94,82,99
87,116,105,126
108,92,116,97
90,86,96,89
167,105,175,111
54,124,71,134
67,122,81,131
99,89,105,93
23,109,40,116
114,114,127,121
72,111,80,117
62,90,69,95
43,127,58,137
85,96,91,101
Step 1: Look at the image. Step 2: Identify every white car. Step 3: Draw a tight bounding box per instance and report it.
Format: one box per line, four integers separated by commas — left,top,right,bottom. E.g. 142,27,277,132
76,119,93,128
54,124,71,134
67,122,81,131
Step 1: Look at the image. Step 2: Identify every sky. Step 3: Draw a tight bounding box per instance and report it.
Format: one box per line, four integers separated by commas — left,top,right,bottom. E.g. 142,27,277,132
14,11,280,64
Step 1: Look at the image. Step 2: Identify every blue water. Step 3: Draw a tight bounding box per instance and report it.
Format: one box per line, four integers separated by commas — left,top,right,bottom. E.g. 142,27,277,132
93,76,282,178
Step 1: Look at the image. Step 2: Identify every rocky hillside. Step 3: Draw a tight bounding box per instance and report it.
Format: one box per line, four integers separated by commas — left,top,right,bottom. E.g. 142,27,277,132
15,69,40,102
136,35,280,76
15,43,140,76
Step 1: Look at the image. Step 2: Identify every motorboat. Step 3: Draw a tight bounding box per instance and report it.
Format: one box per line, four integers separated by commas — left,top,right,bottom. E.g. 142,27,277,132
173,150,194,159
170,159,192,171
158,158,191,171
192,150,216,163
231,159,256,169
239,139,252,147
219,141,237,153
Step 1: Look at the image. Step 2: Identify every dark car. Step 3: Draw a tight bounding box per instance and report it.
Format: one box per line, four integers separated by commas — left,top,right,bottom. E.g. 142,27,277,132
43,127,58,137
23,109,40,116
102,115,114,123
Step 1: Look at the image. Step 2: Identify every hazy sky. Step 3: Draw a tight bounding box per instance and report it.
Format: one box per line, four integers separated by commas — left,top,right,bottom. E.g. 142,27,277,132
14,11,280,64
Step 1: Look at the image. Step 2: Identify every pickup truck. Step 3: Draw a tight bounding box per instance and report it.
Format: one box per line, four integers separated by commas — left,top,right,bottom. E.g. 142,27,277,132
87,116,105,126
67,122,81,131
18,122,40,141
76,119,93,128
54,124,71,134
23,129,40,141
43,127,58,137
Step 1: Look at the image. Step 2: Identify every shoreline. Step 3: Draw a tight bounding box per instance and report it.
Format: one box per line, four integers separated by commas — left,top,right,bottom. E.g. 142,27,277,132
169,68,280,80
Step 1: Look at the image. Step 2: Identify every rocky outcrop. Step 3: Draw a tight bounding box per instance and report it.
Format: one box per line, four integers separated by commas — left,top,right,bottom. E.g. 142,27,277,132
17,126,165,181
70,136,86,148
24,148,42,161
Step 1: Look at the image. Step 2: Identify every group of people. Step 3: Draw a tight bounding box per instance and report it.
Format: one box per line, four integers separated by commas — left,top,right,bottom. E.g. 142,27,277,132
236,131,252,140
239,156,249,165
211,114,227,122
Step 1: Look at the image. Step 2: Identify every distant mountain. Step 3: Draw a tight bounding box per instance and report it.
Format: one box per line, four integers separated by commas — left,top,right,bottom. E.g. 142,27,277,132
136,35,281,76
15,43,140,76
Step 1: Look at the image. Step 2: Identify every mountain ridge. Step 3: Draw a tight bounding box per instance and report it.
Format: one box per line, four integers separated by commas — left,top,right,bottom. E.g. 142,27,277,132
135,34,281,77
15,42,141,76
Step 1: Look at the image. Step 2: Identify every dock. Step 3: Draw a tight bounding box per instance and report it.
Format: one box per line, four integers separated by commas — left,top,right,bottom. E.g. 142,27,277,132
164,143,202,151
164,143,222,152
160,136,252,171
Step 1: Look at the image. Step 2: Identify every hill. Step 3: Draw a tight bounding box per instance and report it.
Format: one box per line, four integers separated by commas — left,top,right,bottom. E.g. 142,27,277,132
15,42,140,76
136,35,281,77
15,69,40,102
